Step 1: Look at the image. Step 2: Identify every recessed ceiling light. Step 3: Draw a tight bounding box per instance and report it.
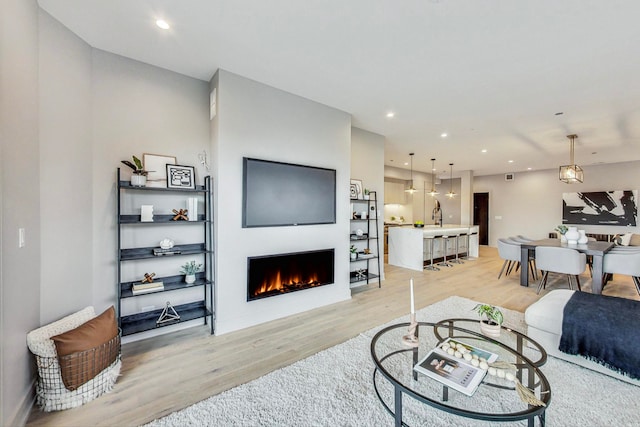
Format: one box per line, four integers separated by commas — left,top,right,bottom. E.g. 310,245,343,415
527,167,532,170
508,160,514,163
403,162,409,166
156,19,170,30
386,112,395,118
440,133,448,138
481,149,487,153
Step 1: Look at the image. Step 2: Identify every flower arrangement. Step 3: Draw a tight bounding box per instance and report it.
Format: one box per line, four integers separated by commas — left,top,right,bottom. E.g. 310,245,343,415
555,225,568,236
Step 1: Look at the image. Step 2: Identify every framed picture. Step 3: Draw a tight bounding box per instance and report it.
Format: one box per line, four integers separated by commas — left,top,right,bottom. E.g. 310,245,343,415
350,179,363,200
143,153,176,188
167,164,196,189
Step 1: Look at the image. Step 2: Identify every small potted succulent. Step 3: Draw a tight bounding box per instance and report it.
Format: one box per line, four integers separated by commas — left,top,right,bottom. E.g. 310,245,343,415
364,188,370,200
180,260,202,284
350,245,358,260
121,155,149,187
473,303,504,338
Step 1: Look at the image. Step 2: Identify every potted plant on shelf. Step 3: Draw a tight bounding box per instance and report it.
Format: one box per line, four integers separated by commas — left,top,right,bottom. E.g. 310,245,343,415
473,303,504,338
121,155,149,187
350,245,358,260
363,188,370,200
180,260,202,284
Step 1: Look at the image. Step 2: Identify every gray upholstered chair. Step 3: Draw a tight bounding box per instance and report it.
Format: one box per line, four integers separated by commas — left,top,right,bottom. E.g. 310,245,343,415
497,238,521,279
603,250,640,295
535,246,586,294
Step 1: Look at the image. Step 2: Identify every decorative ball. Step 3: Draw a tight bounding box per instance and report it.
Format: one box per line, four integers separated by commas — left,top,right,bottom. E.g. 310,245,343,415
479,361,489,370
463,353,472,362
454,351,462,358
471,359,480,367
505,372,516,382
497,369,506,378
441,343,450,351
447,348,455,356
488,367,497,376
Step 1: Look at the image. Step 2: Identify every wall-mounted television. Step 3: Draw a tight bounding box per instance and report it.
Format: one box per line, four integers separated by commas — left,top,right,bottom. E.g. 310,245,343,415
242,157,336,228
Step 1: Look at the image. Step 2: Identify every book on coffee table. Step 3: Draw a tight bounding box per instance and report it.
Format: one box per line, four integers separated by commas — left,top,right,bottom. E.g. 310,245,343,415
414,345,489,397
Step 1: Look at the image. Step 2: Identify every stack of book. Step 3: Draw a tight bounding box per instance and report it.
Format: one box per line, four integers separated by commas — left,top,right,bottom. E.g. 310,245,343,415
131,281,164,295
153,247,182,256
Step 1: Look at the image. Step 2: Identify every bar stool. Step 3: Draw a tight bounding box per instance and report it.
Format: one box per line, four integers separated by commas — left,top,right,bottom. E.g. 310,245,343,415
424,235,440,271
459,231,470,260
450,233,464,264
437,234,453,267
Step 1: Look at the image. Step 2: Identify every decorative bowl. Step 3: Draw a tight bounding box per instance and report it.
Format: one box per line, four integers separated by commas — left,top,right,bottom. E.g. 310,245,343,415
414,224,425,228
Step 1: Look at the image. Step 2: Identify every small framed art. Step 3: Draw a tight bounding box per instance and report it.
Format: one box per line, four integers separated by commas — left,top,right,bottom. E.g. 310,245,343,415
350,179,363,200
167,164,196,189
143,153,176,188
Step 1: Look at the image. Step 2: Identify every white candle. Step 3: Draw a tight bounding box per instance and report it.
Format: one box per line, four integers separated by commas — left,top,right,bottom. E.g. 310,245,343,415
410,278,415,314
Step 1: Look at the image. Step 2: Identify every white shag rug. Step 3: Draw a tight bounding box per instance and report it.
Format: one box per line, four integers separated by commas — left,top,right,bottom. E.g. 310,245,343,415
144,296,639,427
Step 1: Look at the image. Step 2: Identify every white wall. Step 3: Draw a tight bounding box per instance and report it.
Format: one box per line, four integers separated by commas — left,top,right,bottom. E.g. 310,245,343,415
474,161,640,246
91,50,210,340
1,0,41,425
212,70,352,335
39,10,93,324
351,127,385,280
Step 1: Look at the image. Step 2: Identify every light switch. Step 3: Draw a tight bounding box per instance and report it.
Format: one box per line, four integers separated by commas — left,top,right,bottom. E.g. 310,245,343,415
495,216,503,220
18,228,25,248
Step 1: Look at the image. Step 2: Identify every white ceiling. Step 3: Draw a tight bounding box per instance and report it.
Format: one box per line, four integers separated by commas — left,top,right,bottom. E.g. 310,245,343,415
38,0,640,177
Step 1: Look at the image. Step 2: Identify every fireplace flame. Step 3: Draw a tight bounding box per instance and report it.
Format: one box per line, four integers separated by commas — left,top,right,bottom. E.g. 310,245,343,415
254,270,321,297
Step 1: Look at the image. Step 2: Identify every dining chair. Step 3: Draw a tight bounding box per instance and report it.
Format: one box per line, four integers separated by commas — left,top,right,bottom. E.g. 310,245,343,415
603,250,640,295
535,246,586,294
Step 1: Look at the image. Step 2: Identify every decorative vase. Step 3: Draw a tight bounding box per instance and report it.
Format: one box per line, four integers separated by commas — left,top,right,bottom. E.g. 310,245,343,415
578,230,589,244
560,234,567,243
131,174,147,187
350,252,357,260
480,320,501,338
185,274,196,284
565,226,580,245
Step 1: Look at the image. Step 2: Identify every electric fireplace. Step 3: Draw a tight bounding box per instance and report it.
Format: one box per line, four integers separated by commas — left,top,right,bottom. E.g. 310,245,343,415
247,249,335,301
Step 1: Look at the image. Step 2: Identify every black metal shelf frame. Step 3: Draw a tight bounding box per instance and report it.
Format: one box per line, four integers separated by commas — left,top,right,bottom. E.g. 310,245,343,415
116,168,215,336
349,191,382,288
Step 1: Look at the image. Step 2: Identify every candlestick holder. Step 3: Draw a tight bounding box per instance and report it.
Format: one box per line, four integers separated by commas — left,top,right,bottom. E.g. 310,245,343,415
402,313,419,347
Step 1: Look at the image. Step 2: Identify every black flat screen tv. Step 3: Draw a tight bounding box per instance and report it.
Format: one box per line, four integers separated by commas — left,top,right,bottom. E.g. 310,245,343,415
242,157,336,228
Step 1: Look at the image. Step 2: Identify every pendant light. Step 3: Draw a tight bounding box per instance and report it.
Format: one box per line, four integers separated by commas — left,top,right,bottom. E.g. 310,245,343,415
428,158,439,196
559,134,584,183
405,153,417,193
446,163,456,198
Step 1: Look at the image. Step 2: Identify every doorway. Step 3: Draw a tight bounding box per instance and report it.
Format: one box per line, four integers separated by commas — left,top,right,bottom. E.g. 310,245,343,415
473,192,489,245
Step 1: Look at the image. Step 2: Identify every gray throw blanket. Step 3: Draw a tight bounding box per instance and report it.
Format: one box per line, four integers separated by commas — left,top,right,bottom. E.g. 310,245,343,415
559,291,640,380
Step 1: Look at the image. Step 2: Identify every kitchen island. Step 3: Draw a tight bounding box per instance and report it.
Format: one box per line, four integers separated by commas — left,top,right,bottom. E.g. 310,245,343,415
388,225,479,272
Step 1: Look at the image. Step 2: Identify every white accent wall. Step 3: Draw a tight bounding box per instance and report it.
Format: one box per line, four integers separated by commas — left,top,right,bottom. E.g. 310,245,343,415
351,128,385,280
474,161,640,246
211,70,352,335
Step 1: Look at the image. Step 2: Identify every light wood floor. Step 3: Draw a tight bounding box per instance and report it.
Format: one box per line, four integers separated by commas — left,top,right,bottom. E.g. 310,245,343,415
26,246,639,426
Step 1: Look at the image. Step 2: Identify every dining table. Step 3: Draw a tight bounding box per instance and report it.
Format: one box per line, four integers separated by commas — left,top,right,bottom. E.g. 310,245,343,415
519,238,614,295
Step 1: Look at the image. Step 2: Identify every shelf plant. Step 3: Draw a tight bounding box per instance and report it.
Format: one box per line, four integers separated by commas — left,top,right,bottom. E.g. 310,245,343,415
350,245,358,260
180,260,202,284
121,155,149,186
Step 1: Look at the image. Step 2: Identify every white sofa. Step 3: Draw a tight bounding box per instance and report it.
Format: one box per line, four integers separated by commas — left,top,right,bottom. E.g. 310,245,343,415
525,290,640,386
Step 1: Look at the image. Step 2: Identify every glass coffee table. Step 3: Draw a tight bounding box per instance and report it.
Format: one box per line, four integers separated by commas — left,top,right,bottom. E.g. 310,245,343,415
370,318,551,427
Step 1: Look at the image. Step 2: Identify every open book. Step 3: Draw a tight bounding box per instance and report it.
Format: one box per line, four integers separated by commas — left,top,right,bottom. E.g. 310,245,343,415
414,338,498,396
